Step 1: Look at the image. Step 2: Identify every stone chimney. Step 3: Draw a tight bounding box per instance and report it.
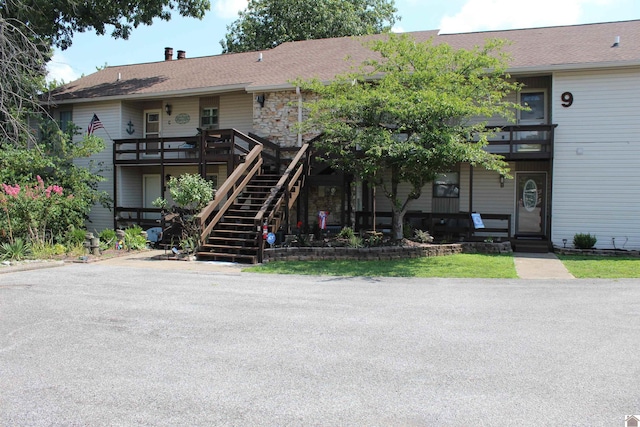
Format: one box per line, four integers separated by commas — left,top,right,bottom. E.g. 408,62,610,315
177,50,186,60
164,47,173,61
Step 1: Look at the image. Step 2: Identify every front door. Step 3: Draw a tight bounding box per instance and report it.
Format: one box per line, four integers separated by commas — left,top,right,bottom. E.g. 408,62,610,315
515,172,546,236
143,110,161,156
143,174,161,220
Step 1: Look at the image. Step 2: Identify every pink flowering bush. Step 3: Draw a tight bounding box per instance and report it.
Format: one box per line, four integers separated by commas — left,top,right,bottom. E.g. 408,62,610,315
0,176,79,244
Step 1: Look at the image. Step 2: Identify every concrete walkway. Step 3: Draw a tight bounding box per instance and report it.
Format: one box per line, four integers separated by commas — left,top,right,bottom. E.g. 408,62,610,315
513,252,575,279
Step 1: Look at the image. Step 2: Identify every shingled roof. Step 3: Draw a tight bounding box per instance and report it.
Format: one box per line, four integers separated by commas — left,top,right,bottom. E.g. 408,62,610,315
49,20,640,103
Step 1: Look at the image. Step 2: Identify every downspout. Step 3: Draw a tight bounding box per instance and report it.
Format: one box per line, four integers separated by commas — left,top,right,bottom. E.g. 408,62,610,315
296,86,302,147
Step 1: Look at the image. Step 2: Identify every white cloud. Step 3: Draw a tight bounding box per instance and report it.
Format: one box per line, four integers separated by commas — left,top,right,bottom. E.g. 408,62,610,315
46,51,80,84
439,0,613,33
214,0,248,19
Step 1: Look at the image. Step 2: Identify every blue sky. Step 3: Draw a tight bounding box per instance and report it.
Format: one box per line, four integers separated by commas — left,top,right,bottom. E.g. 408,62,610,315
47,0,640,82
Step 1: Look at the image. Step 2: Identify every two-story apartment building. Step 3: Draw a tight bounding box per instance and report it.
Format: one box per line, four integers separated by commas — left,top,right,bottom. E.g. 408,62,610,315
47,20,640,261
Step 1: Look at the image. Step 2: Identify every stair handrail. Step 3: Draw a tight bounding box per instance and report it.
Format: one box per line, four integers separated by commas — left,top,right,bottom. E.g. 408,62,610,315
254,143,310,259
196,143,263,244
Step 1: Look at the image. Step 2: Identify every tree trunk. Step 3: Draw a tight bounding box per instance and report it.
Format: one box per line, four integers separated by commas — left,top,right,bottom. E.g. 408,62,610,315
390,169,404,240
391,206,405,241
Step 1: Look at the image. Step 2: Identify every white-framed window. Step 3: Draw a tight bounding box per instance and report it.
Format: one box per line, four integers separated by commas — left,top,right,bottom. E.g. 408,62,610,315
433,172,459,198
59,110,73,133
201,107,219,129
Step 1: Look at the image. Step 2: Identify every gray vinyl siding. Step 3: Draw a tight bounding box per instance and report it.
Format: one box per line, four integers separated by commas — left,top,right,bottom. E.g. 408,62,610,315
121,102,144,138
73,101,121,233
118,167,142,208
462,163,515,234
374,170,432,214
552,68,640,249
161,97,200,138
219,92,253,132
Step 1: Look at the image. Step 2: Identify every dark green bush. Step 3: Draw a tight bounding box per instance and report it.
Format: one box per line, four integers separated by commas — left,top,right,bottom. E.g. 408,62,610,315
66,227,87,246
573,233,597,249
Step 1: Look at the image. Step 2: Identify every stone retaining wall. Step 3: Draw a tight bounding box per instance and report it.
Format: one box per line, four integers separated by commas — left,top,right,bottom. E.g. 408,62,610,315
554,247,640,257
263,241,512,263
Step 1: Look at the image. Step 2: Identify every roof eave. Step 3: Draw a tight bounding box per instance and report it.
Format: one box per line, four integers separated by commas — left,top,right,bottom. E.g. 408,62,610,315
508,59,640,74
46,83,252,106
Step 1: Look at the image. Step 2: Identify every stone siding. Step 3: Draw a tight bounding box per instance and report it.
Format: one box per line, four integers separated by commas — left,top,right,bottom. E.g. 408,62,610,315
263,242,512,263
252,90,319,147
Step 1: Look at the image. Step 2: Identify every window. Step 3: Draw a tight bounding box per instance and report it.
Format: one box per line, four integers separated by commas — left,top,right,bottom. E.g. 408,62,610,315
206,174,218,189
144,110,160,155
519,90,547,124
59,110,73,133
433,172,459,198
201,107,219,129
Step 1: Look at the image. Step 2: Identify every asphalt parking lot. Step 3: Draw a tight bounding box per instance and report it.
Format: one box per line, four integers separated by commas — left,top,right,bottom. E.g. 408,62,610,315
1,262,639,426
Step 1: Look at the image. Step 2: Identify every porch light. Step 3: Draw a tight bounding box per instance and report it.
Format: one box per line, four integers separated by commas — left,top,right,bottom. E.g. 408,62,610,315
165,103,172,116
499,175,505,188
256,94,265,108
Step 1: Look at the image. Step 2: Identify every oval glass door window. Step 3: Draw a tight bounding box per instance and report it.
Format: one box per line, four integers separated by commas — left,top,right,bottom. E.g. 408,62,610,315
523,179,538,212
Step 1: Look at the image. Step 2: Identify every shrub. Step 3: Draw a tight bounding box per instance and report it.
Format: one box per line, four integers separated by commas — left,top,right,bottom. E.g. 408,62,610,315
337,226,355,239
166,174,215,211
0,238,31,261
123,225,147,250
347,235,364,248
573,233,597,249
31,242,67,259
65,227,87,246
99,228,117,246
413,229,434,243
403,221,414,239
364,231,383,247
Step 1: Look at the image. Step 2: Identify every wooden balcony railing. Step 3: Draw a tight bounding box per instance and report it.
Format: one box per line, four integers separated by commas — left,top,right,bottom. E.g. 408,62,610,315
195,143,264,244
113,129,267,170
355,211,512,239
482,124,556,159
254,142,311,262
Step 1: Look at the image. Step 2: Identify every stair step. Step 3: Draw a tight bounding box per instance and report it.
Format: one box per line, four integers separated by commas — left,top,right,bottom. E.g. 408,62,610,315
218,221,254,227
512,239,550,253
223,216,257,221
211,233,256,240
197,251,257,264
202,244,258,253
207,236,256,247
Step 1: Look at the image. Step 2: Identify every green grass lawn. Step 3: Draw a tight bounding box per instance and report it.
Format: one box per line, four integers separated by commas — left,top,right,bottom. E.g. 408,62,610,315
556,254,640,278
243,253,517,278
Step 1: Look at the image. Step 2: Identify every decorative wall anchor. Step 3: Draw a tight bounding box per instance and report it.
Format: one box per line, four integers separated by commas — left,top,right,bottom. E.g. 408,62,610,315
126,121,135,135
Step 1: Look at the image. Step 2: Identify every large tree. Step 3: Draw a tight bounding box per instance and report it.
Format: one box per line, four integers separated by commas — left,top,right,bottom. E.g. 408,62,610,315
0,0,210,144
299,34,522,240
221,0,398,53
0,12,49,145
4,0,210,50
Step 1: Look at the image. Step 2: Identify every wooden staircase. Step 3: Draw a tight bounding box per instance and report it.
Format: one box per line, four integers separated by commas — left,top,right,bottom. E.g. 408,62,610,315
195,137,311,264
197,175,280,263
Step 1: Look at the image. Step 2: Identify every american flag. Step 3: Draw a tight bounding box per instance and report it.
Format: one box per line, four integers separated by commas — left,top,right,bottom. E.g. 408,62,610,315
87,114,104,135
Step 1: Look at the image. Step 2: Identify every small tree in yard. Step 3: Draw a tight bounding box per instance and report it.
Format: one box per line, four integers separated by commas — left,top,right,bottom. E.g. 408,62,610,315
299,34,522,240
153,174,214,252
